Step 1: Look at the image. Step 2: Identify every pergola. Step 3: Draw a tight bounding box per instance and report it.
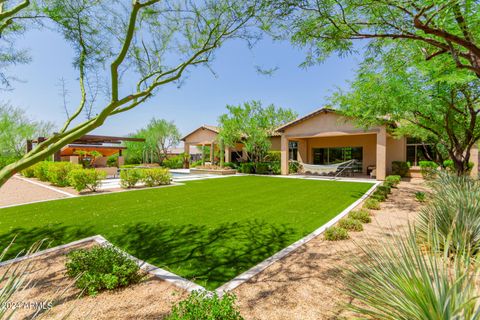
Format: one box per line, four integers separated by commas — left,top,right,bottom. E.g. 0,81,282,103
27,135,145,165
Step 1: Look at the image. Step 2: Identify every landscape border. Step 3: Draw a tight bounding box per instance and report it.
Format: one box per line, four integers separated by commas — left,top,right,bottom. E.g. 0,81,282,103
0,179,380,296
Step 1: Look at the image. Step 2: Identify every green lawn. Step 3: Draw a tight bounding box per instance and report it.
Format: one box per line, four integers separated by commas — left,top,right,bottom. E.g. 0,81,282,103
0,176,372,290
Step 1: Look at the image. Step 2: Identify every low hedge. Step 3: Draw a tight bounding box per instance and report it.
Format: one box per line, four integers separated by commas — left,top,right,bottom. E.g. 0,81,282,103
338,218,364,232
384,175,401,188
324,227,349,241
143,168,171,187
348,209,372,223
68,169,106,192
120,168,144,188
363,198,380,210
391,161,410,177
47,162,82,187
34,161,52,181
66,246,142,296
167,291,243,320
419,161,438,180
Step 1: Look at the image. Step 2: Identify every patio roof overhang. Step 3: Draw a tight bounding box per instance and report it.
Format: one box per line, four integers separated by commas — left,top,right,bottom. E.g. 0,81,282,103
60,144,127,157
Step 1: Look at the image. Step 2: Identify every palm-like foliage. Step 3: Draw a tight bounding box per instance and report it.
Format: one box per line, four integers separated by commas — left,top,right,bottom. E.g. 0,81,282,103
346,230,480,320
417,173,480,256
0,241,42,319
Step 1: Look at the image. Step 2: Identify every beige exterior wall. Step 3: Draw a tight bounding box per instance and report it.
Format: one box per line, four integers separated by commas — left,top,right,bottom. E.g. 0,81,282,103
269,136,281,151
280,111,407,179
183,128,218,145
303,134,376,174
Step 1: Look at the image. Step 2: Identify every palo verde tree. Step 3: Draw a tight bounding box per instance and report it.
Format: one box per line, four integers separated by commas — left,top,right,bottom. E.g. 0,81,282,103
218,101,297,170
125,118,180,165
271,0,480,78
0,0,263,187
0,0,40,87
335,45,480,176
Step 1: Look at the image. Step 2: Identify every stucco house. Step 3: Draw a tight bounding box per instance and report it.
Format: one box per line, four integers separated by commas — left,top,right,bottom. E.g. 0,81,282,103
182,108,479,180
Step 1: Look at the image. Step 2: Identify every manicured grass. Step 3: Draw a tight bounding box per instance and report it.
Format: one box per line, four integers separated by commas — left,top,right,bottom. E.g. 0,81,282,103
0,176,372,289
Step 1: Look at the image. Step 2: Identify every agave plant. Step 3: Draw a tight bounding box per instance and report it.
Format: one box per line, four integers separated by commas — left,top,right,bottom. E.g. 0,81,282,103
346,228,480,320
417,173,480,256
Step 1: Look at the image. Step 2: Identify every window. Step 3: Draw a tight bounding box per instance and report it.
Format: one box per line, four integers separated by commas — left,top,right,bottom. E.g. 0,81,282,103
289,141,298,161
406,139,436,166
312,147,363,172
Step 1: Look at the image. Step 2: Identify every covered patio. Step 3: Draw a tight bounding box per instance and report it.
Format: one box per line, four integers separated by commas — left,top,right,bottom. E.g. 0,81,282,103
277,108,406,180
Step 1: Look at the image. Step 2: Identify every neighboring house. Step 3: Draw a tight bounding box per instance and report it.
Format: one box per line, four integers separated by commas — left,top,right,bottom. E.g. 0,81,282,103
167,145,203,161
183,108,480,180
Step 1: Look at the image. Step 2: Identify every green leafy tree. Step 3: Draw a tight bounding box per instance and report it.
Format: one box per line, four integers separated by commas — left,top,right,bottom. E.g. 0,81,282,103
272,0,480,78
218,101,297,170
0,0,264,187
335,47,480,176
0,0,38,87
0,103,54,158
124,118,180,165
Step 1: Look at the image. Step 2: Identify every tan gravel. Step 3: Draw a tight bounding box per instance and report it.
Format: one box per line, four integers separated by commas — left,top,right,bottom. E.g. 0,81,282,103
233,179,428,320
0,176,69,207
1,179,428,319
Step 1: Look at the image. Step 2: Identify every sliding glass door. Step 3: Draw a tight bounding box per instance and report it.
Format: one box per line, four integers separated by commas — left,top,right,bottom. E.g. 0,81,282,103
312,147,363,172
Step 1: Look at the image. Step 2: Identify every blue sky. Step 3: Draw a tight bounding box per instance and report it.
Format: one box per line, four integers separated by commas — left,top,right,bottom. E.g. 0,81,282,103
4,28,364,138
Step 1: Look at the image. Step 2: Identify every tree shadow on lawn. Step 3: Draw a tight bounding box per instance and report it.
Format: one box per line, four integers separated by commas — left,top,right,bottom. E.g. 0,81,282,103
0,220,297,290
112,220,297,290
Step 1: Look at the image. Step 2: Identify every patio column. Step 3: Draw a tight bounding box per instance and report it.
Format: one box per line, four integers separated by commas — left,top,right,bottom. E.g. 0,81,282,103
376,127,387,180
298,139,307,163
184,143,190,168
242,147,248,161
281,134,289,175
225,146,231,163
470,143,479,178
117,156,125,167
210,142,214,163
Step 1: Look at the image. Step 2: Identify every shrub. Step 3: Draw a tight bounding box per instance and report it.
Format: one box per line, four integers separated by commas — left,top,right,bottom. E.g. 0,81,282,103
107,155,118,167
385,175,401,188
270,161,281,175
264,151,281,162
363,198,380,210
391,161,410,177
167,291,243,320
377,185,391,195
255,162,270,174
348,209,372,223
68,169,106,192
324,227,349,241
47,162,81,186
222,162,237,169
34,161,52,181
415,191,426,202
238,162,254,174
120,168,144,188
0,155,19,170
289,161,300,174
190,160,203,168
338,218,364,232
163,155,184,169
346,230,479,320
443,159,474,174
419,160,438,180
20,165,36,178
142,168,171,187
66,246,142,296
417,173,480,256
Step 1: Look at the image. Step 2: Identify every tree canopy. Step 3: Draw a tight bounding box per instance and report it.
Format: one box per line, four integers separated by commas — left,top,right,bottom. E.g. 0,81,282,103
335,45,480,175
271,0,480,78
0,0,265,187
218,100,297,166
124,118,180,165
0,103,54,161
